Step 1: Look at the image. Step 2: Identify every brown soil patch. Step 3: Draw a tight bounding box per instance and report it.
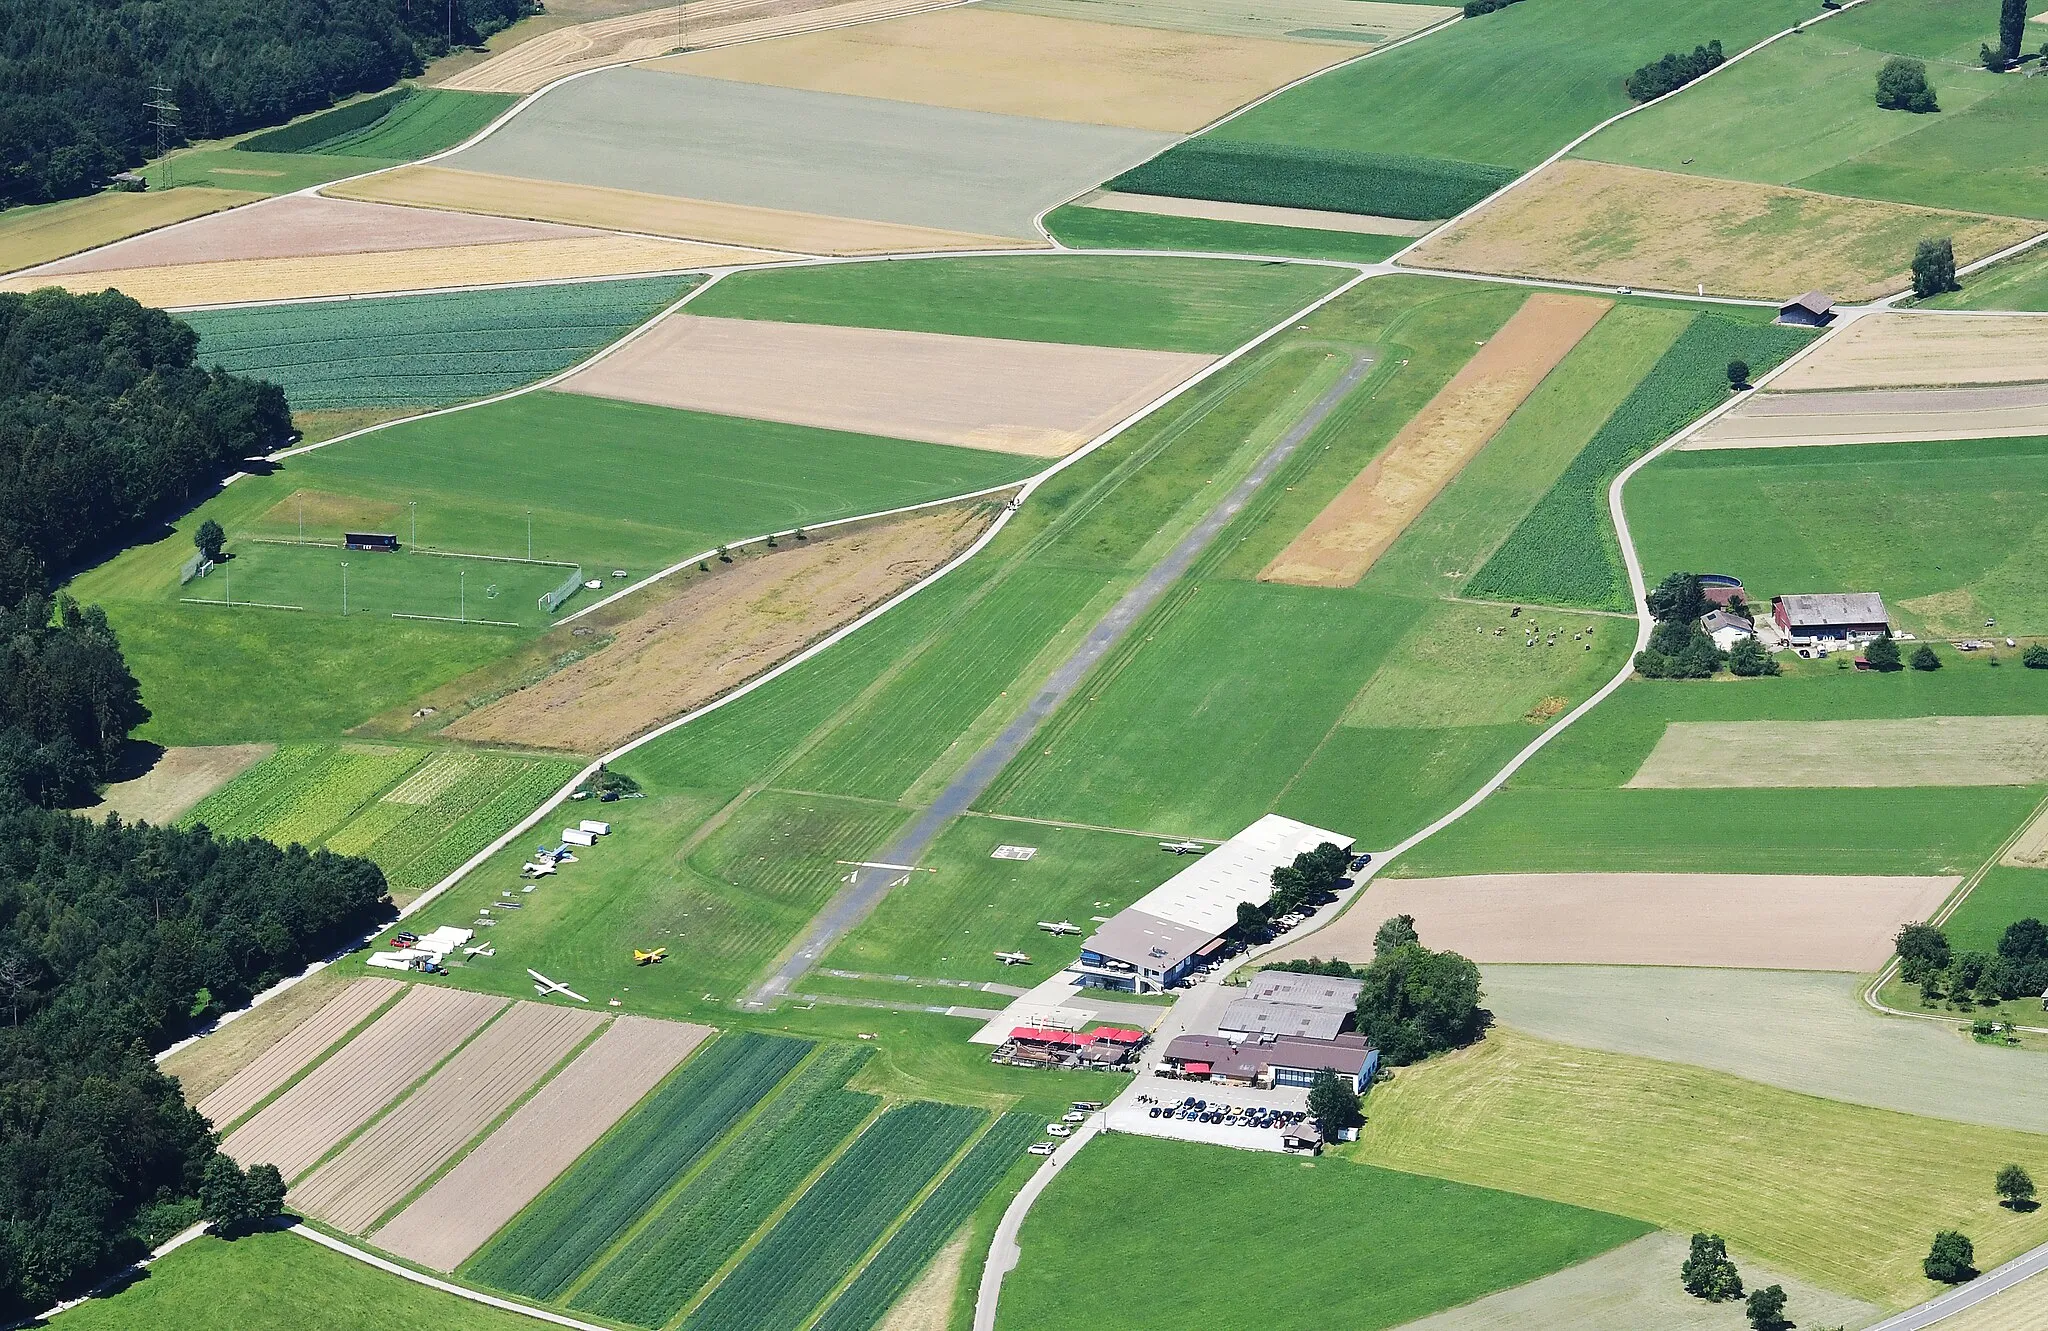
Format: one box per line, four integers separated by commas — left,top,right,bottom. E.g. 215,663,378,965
558,314,1214,454
1772,313,2048,391
652,8,1344,134
170,973,397,1116
441,0,958,94
220,984,507,1181
445,505,995,752
1684,380,2048,450
328,166,1022,256
256,490,406,539
1276,872,1958,971
193,978,404,1130
36,195,601,275
1523,696,1568,723
2003,802,2048,868
1627,717,2048,789
372,1014,711,1270
84,743,272,826
877,1232,970,1331
3,235,748,307
1078,190,1434,237
1262,293,1609,587
292,1001,604,1232
1406,161,2039,302
0,189,265,277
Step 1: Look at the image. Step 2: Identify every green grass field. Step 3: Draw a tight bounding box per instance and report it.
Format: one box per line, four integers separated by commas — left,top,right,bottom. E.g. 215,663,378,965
1922,239,2048,309
159,87,514,195
683,254,1348,353
1000,1134,1651,1331
1041,203,1411,264
58,1232,541,1331
1207,0,1814,174
182,743,578,896
1944,865,2048,953
1630,436,2048,637
181,277,694,411
1578,0,2048,210
306,88,515,159
1353,1028,2048,1307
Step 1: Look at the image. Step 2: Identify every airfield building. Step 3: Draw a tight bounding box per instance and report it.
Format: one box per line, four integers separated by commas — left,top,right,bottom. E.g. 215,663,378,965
1771,592,1889,643
1161,1031,1378,1093
1219,972,1365,1041
1071,814,1353,994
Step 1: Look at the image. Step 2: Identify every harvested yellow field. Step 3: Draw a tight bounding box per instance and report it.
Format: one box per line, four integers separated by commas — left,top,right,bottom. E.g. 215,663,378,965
557,314,1215,454
327,166,1020,255
1408,161,2039,302
989,0,1455,46
0,188,263,277
441,0,957,94
0,235,756,307
1683,381,2048,450
1628,716,2048,788
653,8,1345,133
1925,1267,2048,1330
2004,801,2048,868
1772,312,2048,390
1263,293,1609,587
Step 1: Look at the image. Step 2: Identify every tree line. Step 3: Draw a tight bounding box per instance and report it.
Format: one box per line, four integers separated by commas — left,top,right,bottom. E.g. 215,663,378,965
0,0,527,207
1267,913,1489,1067
0,288,291,606
1896,916,2048,1009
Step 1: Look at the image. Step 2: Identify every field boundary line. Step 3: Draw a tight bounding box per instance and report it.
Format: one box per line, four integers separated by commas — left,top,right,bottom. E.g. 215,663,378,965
1385,0,1885,272
291,1225,615,1331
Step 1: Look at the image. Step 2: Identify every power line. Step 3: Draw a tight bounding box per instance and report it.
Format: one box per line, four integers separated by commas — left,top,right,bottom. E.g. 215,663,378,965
145,85,179,190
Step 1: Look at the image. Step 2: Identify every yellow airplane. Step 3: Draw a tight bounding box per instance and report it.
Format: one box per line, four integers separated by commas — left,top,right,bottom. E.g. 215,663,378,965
633,947,668,966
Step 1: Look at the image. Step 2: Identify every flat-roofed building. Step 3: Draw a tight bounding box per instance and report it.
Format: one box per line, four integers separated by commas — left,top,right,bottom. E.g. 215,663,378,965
1218,999,1348,1042
1161,1031,1377,1093
1245,972,1365,1009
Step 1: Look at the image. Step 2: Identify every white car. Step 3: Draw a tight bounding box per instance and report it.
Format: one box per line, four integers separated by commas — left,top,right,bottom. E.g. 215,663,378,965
1062,1111,1087,1123
1028,1142,1057,1156
1045,1123,1073,1137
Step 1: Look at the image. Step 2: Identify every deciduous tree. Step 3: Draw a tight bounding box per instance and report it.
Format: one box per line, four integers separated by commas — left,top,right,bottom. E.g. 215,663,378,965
1747,1284,1789,1331
1912,237,1958,297
1997,1163,2036,1209
1307,1068,1364,1143
1876,57,1938,111
1925,1230,1976,1283
1682,1233,1744,1301
1374,914,1420,956
1910,644,1942,670
194,519,225,563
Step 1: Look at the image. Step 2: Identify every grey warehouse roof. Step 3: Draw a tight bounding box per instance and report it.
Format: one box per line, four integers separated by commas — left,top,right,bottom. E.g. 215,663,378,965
1218,999,1348,1041
1245,972,1365,1010
1781,290,1835,316
1081,909,1218,973
1774,592,1887,626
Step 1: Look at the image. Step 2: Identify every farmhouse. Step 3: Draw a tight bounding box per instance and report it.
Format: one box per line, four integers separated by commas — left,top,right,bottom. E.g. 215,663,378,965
1072,814,1353,994
1701,608,1755,652
1776,291,1836,327
1772,592,1889,643
1161,1031,1378,1093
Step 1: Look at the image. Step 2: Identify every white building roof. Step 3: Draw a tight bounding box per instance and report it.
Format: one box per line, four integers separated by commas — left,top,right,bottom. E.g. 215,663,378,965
1120,814,1354,937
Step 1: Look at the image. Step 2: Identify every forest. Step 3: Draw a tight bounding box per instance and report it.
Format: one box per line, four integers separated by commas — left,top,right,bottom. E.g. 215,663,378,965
0,0,527,206
0,806,393,1318
0,288,291,604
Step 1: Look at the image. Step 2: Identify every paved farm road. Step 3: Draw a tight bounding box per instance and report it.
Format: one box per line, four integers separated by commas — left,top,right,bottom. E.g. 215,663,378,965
742,349,1377,1010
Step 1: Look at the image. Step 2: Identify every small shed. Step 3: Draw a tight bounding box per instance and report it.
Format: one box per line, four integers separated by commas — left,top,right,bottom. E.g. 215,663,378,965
344,531,400,552
1777,291,1836,327
561,827,597,848
578,819,611,836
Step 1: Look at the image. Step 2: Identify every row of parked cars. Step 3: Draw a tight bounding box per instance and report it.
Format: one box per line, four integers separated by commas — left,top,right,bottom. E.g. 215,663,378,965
1150,1096,1306,1130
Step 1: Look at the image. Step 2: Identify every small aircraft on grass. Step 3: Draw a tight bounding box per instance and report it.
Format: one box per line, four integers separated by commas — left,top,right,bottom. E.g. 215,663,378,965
1036,921,1080,936
529,969,589,1002
633,947,668,965
1159,840,1205,855
995,950,1033,966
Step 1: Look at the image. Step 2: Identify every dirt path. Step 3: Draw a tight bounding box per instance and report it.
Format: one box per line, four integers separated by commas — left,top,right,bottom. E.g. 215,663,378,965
444,505,996,752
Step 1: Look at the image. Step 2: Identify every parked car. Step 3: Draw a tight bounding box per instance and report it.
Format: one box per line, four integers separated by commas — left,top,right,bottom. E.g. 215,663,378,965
1046,1123,1072,1137
1029,1142,1056,1155
1062,1111,1086,1123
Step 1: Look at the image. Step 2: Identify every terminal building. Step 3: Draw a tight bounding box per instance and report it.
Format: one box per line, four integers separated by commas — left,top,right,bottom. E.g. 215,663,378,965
1070,814,1353,995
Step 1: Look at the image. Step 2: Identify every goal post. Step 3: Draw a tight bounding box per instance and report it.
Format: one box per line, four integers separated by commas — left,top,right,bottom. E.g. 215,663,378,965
539,564,584,614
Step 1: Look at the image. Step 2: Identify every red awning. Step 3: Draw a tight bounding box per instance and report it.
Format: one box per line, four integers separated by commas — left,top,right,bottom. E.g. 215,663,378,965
1182,1062,1212,1075
1094,1027,1145,1044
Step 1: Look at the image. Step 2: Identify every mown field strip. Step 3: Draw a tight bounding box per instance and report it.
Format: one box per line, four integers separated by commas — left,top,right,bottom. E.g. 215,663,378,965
221,986,508,1181
194,978,403,1129
373,1015,712,1272
292,1001,605,1232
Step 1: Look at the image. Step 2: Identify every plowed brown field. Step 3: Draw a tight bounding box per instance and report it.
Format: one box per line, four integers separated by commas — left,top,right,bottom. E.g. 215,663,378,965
1771,312,2048,390
1262,293,1609,587
291,1001,604,1232
86,743,272,827
445,505,995,752
220,985,506,1180
557,314,1215,454
371,1015,711,1270
1275,873,1956,971
194,978,404,1130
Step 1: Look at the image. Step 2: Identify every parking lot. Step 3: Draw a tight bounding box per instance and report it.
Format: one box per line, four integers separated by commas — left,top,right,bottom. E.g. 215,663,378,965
1102,1075,1312,1153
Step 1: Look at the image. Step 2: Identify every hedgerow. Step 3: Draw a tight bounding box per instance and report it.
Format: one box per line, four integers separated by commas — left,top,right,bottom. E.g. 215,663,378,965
575,1047,878,1326
811,1113,1040,1331
240,89,410,154
466,1033,812,1301
182,276,694,411
1107,140,1516,222
1462,315,1814,611
685,1101,987,1331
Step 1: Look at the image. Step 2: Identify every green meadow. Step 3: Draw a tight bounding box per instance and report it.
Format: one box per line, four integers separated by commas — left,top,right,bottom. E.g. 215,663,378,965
1000,1135,1650,1331
1923,240,2048,309
1581,0,2048,219
1040,203,1413,264
1943,865,2048,953
1630,436,2048,637
685,253,1349,353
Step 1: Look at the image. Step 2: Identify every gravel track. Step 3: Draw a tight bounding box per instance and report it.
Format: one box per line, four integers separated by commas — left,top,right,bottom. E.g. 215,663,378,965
221,985,507,1181
292,1001,605,1232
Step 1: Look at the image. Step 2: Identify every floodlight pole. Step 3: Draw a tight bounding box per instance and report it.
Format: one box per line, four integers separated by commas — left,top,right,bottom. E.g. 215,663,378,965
341,562,349,616
460,570,466,623
410,501,417,552
526,508,532,561
298,495,304,544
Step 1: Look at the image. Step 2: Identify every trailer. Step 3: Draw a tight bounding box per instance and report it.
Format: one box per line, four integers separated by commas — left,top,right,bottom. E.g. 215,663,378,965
578,819,611,836
562,827,597,848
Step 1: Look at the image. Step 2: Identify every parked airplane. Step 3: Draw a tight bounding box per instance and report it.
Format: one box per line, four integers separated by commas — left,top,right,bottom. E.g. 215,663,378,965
528,969,589,1002
994,950,1033,966
1159,840,1205,855
1036,921,1081,936
633,947,668,965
